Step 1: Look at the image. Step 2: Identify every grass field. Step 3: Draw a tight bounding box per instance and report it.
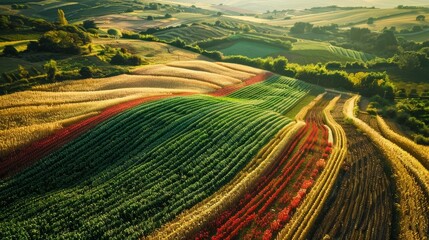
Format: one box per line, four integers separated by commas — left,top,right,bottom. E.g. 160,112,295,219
93,38,208,64
154,24,232,44
228,8,429,28
212,40,286,58
207,38,373,64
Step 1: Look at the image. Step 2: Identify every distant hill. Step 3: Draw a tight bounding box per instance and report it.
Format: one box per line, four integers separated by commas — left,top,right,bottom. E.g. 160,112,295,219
171,0,429,12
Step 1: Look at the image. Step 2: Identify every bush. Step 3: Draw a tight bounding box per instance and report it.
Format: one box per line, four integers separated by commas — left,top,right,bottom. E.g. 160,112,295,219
2,45,19,56
414,134,429,145
79,66,93,78
110,52,143,66
107,28,122,37
83,20,97,29
44,59,57,82
325,61,342,69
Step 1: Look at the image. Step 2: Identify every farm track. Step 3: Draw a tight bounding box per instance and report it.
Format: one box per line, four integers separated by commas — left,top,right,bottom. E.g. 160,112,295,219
191,94,333,239
309,97,395,240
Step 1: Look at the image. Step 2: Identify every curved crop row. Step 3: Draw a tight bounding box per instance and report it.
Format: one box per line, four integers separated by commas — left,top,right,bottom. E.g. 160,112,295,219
147,121,305,239
0,94,189,178
277,95,348,240
188,95,331,240
0,61,262,158
376,115,429,170
295,92,326,121
344,95,429,239
0,75,320,239
310,96,395,239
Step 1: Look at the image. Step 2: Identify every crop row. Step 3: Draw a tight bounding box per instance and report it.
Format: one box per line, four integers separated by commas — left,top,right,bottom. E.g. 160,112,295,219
310,96,394,239
278,94,348,239
0,94,187,178
0,76,318,239
344,95,429,239
188,94,331,239
376,115,429,170
209,72,272,97
148,121,306,239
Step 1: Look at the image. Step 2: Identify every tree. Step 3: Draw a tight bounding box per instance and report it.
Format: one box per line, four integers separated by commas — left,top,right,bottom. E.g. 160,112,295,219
350,27,371,42
107,28,122,38
18,65,29,79
273,56,288,74
26,41,39,52
83,20,97,29
375,30,398,53
367,17,375,24
217,12,223,16
416,15,425,21
57,9,68,25
79,66,93,78
290,22,313,34
44,59,57,81
147,16,154,21
395,51,422,71
165,13,173,18
39,30,87,54
2,45,19,56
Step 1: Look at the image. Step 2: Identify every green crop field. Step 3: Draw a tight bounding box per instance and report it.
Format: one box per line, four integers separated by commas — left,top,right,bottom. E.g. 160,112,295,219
154,24,232,44
213,40,286,58
2,1,429,239
0,75,322,239
228,8,429,28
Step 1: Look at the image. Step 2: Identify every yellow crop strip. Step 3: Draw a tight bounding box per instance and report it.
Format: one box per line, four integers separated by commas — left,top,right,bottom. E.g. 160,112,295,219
147,121,305,240
278,95,348,240
344,95,429,239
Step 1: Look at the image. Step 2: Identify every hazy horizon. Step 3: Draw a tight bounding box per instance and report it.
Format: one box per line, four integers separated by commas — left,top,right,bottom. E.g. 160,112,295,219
172,0,429,12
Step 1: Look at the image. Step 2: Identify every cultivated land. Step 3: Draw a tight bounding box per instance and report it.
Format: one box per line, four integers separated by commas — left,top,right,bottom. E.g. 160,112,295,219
1,0,429,239
0,61,263,158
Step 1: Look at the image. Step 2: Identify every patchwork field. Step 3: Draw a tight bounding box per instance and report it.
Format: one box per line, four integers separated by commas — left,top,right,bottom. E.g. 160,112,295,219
0,69,323,239
0,61,264,159
2,1,429,239
228,8,429,29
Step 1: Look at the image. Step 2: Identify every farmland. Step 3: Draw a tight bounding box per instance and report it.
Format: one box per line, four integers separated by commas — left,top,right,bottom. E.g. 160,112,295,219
0,74,321,239
1,0,429,239
0,61,263,159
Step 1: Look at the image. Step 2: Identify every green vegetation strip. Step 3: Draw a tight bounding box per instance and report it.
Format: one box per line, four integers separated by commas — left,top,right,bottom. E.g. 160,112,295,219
0,76,322,239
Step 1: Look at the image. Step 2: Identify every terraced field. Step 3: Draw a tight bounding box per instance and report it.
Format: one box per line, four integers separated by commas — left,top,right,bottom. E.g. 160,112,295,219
0,71,322,239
